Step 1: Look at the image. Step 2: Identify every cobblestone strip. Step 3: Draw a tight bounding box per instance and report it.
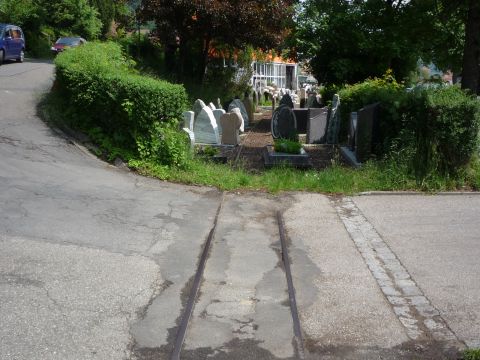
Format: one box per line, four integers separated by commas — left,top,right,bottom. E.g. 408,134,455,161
333,197,464,349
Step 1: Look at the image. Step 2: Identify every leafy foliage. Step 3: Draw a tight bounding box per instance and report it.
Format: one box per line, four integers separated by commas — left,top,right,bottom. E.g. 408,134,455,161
296,0,419,85
295,0,479,94
140,0,296,81
54,42,189,165
274,138,302,154
338,71,406,154
403,86,480,181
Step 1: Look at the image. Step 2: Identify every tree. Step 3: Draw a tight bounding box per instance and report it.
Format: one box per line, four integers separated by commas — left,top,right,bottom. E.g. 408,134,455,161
140,0,296,81
90,0,116,37
295,0,421,85
296,0,480,94
461,0,480,94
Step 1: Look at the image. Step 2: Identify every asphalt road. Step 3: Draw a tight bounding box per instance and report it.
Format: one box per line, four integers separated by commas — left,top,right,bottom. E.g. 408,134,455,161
1,61,478,360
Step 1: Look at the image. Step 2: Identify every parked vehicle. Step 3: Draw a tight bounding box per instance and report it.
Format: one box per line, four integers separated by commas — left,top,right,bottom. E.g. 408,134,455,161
0,24,25,65
51,37,86,55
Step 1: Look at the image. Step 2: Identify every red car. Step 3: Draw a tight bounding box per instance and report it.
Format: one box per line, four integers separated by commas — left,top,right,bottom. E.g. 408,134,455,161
51,37,86,55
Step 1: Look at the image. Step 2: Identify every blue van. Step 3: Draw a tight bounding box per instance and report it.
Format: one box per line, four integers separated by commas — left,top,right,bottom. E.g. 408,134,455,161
0,24,25,65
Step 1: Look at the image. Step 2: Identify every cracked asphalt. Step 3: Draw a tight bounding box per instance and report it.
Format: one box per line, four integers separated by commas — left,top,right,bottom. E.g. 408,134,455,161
1,61,479,360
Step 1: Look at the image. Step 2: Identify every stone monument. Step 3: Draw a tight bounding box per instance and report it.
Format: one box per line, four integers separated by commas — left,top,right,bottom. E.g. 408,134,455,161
212,109,226,135
220,112,242,145
326,94,341,144
183,111,194,131
279,94,294,109
271,105,297,140
193,99,207,119
228,99,249,128
230,107,245,133
193,106,220,144
306,107,329,144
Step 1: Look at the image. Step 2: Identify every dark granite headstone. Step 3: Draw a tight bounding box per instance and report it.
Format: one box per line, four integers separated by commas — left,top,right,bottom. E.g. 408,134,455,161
348,112,358,150
293,109,308,133
306,94,321,108
326,94,341,144
279,94,294,109
355,103,379,162
306,107,329,144
271,105,297,140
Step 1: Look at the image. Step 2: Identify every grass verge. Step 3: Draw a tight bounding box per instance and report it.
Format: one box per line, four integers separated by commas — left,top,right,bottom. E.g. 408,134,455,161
463,349,480,360
40,91,480,194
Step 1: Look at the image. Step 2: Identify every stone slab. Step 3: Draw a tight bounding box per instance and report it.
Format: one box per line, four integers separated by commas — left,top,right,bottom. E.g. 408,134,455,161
263,145,312,169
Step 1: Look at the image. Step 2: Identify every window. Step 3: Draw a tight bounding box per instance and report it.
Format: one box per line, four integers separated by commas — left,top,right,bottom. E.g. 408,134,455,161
12,29,22,39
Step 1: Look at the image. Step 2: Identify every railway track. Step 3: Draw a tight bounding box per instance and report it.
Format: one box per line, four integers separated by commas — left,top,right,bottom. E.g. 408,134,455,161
169,195,305,360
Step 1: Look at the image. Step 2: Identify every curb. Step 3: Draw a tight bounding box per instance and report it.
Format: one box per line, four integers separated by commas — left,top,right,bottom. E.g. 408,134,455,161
357,191,480,196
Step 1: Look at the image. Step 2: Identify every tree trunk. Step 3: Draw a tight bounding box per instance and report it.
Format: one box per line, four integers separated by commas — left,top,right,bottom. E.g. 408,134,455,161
461,0,480,94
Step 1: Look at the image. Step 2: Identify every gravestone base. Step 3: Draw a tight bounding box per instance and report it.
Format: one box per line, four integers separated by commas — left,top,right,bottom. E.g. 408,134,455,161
340,146,362,168
263,145,312,169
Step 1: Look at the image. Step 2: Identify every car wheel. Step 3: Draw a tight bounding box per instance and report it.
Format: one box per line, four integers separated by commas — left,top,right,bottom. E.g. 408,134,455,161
17,50,24,63
0,49,4,66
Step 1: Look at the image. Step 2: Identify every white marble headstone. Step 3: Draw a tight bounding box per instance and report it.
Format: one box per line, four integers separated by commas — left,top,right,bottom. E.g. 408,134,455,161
193,99,206,119
182,128,195,150
193,106,220,144
209,102,216,110
183,111,194,131
212,109,226,135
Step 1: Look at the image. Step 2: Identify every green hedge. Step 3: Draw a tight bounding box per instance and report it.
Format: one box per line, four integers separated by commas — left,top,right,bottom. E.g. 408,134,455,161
404,86,480,180
338,72,406,155
337,74,480,182
54,42,188,161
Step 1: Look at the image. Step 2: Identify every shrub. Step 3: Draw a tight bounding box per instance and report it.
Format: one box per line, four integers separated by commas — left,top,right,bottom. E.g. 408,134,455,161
54,42,188,163
274,138,302,154
403,86,480,181
338,71,406,156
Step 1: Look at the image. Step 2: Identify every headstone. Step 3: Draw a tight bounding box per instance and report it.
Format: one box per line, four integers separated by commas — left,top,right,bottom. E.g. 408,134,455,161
271,105,297,140
193,106,220,144
355,103,379,162
306,94,321,108
208,102,216,110
183,111,194,131
293,109,308,133
193,99,207,119
212,109,226,135
279,94,294,109
326,94,341,144
348,112,358,150
220,112,242,145
306,107,329,144
182,128,195,150
228,99,249,128
230,107,245,133
300,88,307,100
243,97,254,127
300,88,306,108
216,98,222,109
